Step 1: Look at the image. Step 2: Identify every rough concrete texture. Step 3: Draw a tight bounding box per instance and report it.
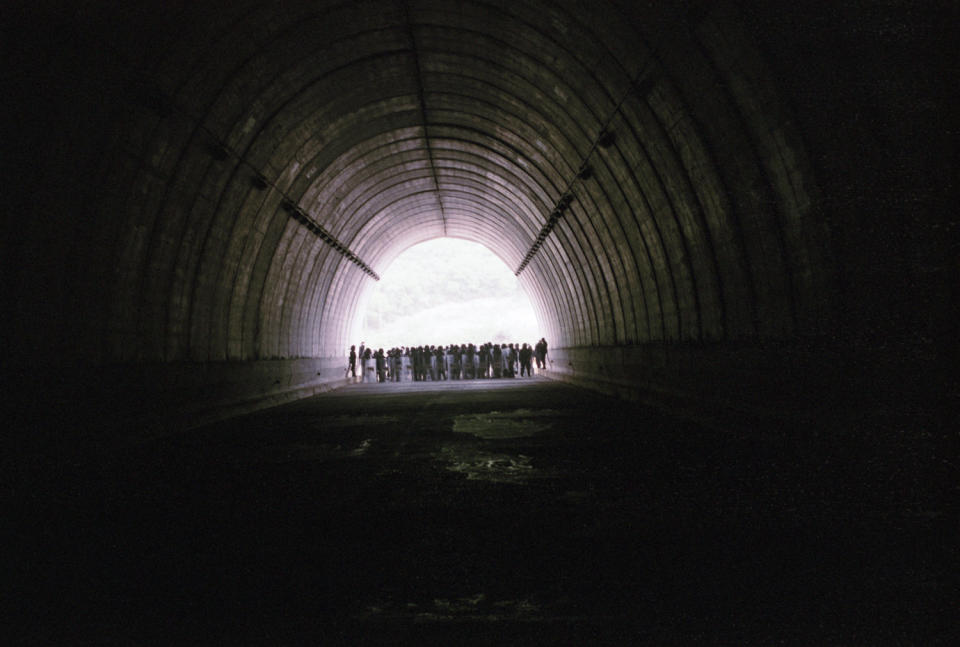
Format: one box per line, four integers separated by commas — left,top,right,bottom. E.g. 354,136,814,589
9,380,954,643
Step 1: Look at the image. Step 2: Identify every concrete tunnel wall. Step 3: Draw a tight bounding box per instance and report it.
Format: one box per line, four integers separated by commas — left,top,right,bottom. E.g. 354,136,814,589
3,0,956,430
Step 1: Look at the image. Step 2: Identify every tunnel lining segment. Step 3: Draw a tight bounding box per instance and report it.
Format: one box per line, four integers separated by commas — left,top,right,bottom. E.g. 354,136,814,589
126,75,384,285
514,68,655,276
401,0,448,236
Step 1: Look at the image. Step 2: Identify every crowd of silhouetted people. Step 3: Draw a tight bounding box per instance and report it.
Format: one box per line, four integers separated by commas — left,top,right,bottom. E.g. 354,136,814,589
348,339,548,383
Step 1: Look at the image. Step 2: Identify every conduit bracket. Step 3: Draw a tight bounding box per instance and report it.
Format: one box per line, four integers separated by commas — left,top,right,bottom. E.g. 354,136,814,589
286,204,380,280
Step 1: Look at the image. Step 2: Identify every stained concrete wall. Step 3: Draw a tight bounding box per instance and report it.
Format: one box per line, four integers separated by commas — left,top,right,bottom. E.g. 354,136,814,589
3,0,955,431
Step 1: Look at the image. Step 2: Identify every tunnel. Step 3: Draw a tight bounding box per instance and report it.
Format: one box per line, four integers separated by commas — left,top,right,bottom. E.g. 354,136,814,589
3,0,956,642
3,0,955,426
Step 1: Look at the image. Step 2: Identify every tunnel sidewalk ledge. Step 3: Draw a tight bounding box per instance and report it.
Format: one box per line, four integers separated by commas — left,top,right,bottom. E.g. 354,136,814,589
536,342,906,433
55,359,357,442
172,373,352,432
539,367,790,432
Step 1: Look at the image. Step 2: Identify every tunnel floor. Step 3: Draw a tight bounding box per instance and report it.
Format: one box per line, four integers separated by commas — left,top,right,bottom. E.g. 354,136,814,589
12,378,954,644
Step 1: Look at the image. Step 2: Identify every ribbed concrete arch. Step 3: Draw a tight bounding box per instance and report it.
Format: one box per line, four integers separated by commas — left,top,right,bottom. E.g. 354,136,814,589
5,0,953,427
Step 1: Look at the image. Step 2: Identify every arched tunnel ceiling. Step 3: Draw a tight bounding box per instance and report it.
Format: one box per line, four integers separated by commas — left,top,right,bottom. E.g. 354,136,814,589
17,0,836,365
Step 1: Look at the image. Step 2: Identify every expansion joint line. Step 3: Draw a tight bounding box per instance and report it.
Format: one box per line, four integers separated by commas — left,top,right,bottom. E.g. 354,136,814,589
514,67,654,276
125,78,380,280
401,0,447,236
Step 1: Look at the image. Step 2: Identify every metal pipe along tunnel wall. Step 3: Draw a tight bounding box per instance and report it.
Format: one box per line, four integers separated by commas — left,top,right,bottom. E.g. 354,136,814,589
4,0,954,428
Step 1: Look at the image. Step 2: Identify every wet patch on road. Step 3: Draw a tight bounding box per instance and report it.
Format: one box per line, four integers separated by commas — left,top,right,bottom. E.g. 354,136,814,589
437,445,558,483
451,409,558,439
350,438,373,456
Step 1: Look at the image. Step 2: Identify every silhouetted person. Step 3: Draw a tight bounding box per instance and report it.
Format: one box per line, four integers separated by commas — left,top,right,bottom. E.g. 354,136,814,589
361,345,371,383
535,337,548,370
428,345,438,381
519,343,533,376
450,345,462,380
375,348,386,382
348,345,357,378
478,343,489,378
435,345,447,380
464,344,476,379
403,347,412,381
445,345,456,380
415,346,427,381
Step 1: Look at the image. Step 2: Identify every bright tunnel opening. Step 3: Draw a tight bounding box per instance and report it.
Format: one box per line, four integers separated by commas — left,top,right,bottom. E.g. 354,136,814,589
357,238,541,350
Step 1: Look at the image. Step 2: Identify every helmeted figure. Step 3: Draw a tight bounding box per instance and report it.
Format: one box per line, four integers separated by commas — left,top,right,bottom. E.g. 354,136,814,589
418,346,429,381
519,343,533,377
463,344,476,379
435,345,447,380
477,343,487,378
446,345,456,380
375,348,386,382
392,348,402,381
362,346,373,383
450,345,462,379
535,338,548,371
402,347,412,381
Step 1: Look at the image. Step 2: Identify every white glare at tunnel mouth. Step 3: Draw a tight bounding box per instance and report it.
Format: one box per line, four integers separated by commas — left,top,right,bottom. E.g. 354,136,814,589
360,238,540,348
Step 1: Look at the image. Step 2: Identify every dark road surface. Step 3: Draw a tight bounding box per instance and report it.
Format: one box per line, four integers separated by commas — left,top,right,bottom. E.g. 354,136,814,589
10,378,955,644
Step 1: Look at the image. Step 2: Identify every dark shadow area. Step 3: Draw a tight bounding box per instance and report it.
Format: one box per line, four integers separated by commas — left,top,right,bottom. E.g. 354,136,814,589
8,379,954,645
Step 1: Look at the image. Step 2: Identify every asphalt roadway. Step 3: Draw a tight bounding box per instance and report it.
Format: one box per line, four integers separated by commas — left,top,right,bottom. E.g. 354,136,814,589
10,377,954,644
